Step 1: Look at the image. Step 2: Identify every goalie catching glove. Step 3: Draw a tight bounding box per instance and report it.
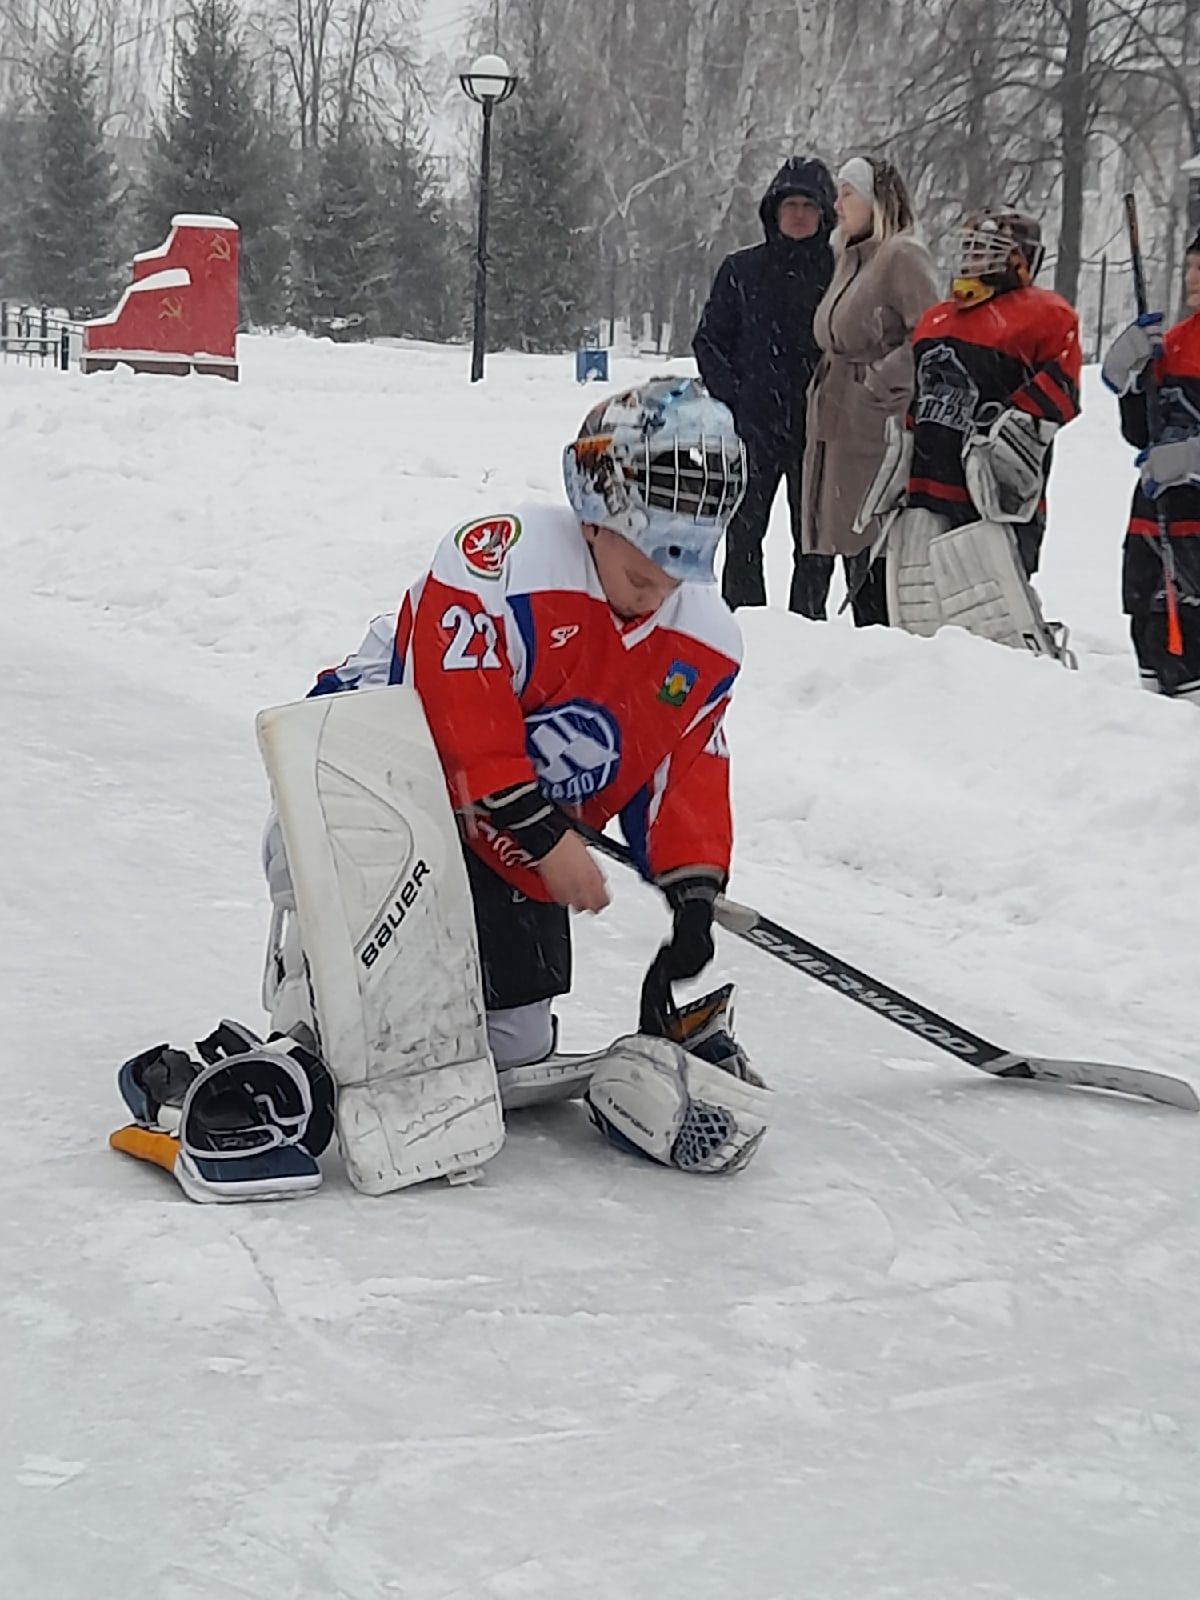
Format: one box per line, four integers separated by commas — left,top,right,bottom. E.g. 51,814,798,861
110,1020,336,1203
585,985,771,1174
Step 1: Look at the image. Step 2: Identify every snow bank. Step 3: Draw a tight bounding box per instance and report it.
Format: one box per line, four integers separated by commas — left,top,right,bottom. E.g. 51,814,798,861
3,335,1199,1600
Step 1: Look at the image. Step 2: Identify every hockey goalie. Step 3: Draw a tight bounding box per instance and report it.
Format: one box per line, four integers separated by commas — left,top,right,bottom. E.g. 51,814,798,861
857,207,1082,662
111,378,771,1201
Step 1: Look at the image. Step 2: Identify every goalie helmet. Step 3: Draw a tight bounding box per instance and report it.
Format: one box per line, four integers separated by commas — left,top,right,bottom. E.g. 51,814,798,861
562,376,747,582
953,208,1045,306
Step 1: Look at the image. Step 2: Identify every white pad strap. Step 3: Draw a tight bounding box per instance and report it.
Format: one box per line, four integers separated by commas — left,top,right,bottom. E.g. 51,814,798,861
928,520,1075,665
886,508,947,636
256,689,504,1194
584,1035,771,1174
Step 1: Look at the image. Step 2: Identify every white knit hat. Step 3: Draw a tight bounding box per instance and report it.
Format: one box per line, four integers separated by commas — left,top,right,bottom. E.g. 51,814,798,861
836,157,875,202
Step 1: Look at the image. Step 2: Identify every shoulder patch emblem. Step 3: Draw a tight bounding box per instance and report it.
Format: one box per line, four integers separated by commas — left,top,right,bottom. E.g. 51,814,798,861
657,660,698,707
455,515,522,581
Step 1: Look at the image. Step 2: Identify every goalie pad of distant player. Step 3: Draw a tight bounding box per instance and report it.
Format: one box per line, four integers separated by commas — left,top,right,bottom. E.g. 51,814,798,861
962,404,1058,525
584,986,771,1174
110,1022,334,1202
852,414,913,537
256,687,504,1196
886,507,947,636
928,520,1076,665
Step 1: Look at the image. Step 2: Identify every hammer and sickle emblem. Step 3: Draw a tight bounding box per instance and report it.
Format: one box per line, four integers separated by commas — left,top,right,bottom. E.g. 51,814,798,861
159,296,184,321
208,234,232,262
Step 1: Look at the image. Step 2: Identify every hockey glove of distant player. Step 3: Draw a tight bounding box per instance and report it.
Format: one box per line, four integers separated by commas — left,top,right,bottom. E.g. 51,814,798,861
1101,312,1163,396
1136,435,1200,498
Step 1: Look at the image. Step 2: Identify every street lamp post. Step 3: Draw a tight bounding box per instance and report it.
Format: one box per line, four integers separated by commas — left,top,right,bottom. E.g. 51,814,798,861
460,53,518,383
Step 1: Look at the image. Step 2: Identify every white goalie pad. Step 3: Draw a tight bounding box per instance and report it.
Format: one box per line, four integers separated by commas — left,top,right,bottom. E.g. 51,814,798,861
885,508,948,637
486,1006,598,1109
853,415,913,536
256,689,504,1195
498,1052,599,1110
928,520,1075,666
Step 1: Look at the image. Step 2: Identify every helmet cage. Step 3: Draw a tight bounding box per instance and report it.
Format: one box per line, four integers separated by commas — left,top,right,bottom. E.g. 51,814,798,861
565,378,747,582
958,211,1045,289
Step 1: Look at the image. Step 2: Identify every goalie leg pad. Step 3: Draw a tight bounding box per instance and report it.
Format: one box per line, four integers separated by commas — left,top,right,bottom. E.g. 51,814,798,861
928,520,1074,664
487,1005,598,1109
584,1035,770,1174
853,415,913,536
886,509,948,636
256,689,504,1196
497,1051,599,1109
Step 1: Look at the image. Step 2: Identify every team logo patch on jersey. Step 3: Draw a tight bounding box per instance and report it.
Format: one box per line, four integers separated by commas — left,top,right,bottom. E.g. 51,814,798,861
455,515,521,581
914,345,981,434
525,700,622,804
657,660,698,707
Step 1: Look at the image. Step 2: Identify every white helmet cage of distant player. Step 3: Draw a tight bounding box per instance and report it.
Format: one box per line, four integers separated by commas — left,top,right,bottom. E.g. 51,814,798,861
958,209,1045,287
563,376,747,583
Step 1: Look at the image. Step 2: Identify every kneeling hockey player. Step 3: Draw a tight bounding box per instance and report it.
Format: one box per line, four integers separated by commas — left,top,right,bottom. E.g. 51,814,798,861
1101,228,1200,702
111,377,771,1201
859,207,1081,659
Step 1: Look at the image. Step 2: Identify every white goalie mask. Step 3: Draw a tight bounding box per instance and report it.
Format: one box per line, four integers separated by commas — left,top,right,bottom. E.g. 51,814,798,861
563,376,747,582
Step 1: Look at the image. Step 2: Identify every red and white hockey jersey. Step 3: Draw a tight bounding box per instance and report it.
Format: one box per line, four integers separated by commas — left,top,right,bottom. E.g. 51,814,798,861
310,504,742,900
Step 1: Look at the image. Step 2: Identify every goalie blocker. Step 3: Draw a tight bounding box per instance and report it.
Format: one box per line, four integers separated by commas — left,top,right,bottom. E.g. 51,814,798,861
110,1021,335,1202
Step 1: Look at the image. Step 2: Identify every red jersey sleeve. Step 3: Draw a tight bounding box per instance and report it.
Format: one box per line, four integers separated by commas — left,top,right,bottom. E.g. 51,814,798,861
1010,299,1082,426
404,518,537,810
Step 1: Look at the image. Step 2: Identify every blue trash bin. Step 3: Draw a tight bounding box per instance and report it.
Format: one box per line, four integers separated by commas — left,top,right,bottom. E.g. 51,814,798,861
575,346,609,384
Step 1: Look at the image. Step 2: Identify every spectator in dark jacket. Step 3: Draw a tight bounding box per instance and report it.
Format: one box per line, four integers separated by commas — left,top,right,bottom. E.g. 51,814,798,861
693,157,835,614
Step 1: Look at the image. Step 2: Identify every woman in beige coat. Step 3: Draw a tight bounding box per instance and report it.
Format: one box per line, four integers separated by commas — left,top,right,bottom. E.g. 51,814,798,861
801,157,939,624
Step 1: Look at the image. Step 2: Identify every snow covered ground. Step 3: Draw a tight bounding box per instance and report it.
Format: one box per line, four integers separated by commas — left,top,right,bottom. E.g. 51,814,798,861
3,336,1199,1600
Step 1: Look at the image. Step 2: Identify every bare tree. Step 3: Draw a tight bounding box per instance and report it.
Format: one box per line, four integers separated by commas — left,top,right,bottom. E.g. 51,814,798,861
252,0,420,151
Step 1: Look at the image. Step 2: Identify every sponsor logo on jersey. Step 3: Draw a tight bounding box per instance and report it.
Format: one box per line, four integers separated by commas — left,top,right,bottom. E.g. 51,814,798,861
524,700,621,804
550,624,580,648
657,660,698,707
455,515,522,581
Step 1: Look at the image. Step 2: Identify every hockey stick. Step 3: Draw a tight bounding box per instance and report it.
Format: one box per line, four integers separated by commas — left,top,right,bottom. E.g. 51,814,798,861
1123,191,1186,657
836,510,897,617
581,826,1198,1111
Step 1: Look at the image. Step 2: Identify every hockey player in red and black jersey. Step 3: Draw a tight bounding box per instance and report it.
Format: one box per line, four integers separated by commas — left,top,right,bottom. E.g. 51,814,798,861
860,208,1082,661
1102,229,1200,704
